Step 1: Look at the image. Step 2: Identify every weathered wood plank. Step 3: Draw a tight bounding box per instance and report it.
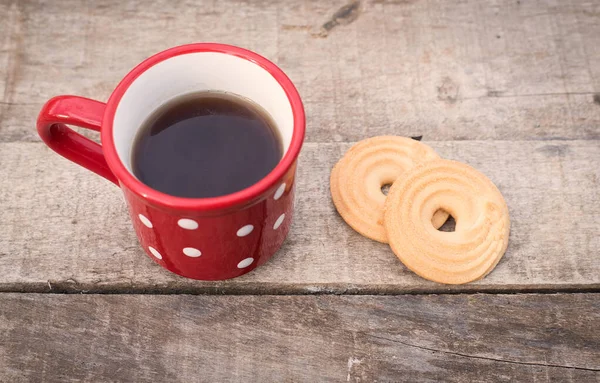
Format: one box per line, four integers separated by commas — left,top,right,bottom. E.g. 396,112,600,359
0,0,599,142
0,293,598,382
0,140,598,293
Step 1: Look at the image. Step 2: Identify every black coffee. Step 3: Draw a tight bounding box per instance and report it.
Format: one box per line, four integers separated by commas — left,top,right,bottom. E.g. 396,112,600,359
132,91,282,198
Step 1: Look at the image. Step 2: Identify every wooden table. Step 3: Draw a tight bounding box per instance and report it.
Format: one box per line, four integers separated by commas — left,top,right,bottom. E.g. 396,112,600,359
1,0,599,381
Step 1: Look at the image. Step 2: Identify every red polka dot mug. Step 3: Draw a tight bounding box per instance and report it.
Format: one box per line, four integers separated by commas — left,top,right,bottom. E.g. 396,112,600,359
36,43,305,280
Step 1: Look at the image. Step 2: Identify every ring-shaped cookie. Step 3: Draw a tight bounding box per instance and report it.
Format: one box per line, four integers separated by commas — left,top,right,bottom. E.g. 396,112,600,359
330,136,447,243
384,159,510,284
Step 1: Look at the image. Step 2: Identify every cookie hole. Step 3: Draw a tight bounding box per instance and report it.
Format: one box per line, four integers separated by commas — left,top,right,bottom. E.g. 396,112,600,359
381,183,392,196
437,213,456,232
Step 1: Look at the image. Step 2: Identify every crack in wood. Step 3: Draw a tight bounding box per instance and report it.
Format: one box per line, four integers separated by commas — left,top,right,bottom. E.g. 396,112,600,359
368,334,600,372
316,1,361,38
110,246,139,258
467,91,599,100
0,1,25,120
0,101,37,106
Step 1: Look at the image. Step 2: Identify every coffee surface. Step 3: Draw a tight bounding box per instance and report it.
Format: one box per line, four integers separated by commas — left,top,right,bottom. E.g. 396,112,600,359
132,91,282,198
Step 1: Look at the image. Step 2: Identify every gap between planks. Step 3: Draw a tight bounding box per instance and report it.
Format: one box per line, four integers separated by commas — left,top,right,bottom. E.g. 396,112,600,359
2,282,600,296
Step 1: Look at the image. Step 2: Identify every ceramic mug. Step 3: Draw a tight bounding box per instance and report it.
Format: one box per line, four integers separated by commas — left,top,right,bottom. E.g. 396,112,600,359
37,43,305,280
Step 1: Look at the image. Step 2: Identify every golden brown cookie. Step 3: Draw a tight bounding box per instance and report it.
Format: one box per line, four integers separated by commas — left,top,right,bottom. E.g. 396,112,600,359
330,136,446,243
384,159,510,284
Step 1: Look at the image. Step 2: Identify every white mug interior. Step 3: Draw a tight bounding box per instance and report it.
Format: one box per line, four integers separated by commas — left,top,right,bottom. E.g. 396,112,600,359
112,51,295,174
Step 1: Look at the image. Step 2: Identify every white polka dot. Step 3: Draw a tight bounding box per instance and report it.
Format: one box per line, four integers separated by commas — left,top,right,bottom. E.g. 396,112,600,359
138,214,153,228
274,183,286,200
237,258,254,268
178,218,198,230
237,224,254,237
273,213,285,230
148,246,162,260
183,247,202,257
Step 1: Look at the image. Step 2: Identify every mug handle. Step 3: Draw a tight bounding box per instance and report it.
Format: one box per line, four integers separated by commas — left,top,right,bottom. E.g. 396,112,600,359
37,95,118,185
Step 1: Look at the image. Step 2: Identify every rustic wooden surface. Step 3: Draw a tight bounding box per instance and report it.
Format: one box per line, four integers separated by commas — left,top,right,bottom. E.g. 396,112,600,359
0,0,599,381
1,293,599,382
2,0,600,144
1,140,599,294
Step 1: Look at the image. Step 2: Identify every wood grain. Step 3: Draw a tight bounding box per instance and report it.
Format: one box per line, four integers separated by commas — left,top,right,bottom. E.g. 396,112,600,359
0,1,598,380
0,293,598,382
0,0,599,142
0,140,598,293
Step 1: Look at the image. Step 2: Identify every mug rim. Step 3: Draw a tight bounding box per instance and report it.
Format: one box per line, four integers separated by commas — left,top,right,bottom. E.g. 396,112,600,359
101,43,305,212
